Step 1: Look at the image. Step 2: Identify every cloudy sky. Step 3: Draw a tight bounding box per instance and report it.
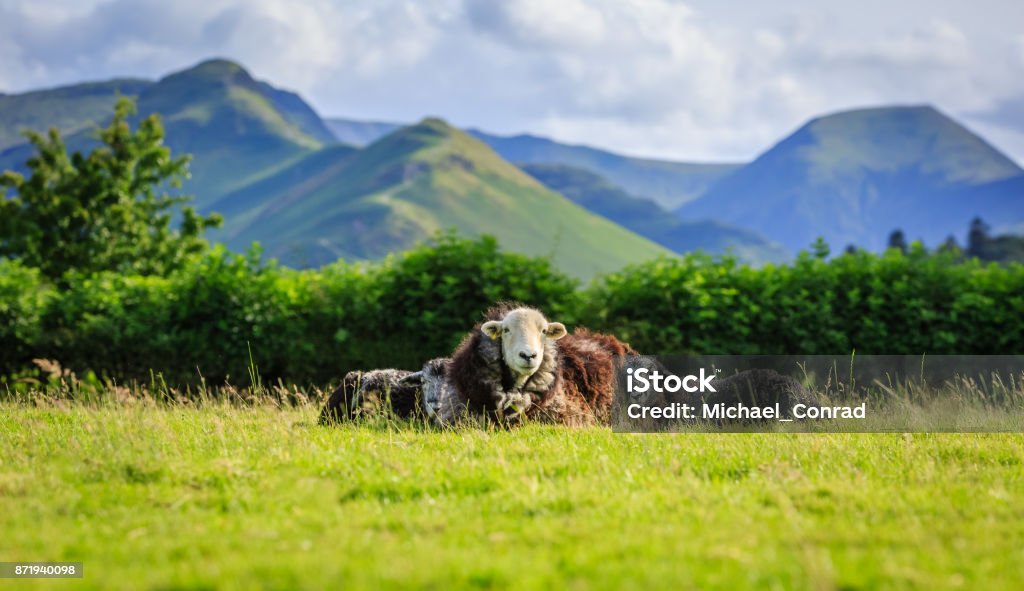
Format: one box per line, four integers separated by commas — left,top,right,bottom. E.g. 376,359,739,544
2,0,1022,163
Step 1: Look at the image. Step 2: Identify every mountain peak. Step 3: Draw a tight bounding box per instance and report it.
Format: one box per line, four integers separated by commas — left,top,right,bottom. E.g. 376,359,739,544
187,58,249,77
812,104,938,121
681,105,1024,253
414,116,456,133
157,58,256,90
131,57,329,200
792,103,1021,184
804,104,959,131
365,117,472,160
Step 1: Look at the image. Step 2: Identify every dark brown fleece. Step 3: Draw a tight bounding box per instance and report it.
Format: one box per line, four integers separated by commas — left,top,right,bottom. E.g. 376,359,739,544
447,304,636,426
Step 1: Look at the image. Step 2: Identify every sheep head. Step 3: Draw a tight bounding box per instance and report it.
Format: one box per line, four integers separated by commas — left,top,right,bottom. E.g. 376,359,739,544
481,307,566,386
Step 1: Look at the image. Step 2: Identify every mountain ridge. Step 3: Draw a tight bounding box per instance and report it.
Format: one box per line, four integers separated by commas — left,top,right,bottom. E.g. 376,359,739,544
209,117,673,278
0,59,331,209
520,163,787,264
324,117,744,208
4,61,1022,268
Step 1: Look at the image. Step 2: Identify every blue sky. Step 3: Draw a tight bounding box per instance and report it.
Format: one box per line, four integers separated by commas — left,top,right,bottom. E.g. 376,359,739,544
1,0,1022,163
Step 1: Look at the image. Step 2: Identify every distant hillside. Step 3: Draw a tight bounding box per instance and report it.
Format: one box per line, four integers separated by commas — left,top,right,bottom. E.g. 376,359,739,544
678,105,1024,253
471,131,743,209
322,118,741,208
257,82,339,144
209,119,671,278
521,164,787,264
0,78,151,151
0,60,330,209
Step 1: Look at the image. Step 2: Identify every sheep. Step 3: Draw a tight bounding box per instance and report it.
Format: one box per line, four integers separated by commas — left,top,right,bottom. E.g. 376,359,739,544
318,367,417,424
406,357,467,425
318,358,468,425
318,303,819,428
447,303,635,426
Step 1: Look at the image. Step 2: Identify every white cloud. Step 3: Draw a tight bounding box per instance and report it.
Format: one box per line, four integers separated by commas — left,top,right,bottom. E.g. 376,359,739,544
1,0,1022,164
464,0,608,50
814,20,971,70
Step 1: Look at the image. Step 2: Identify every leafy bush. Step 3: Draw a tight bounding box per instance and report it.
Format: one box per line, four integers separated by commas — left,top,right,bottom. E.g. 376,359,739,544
0,259,52,372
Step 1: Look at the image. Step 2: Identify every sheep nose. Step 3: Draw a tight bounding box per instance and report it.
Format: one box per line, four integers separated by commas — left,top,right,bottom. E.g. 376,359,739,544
519,351,537,361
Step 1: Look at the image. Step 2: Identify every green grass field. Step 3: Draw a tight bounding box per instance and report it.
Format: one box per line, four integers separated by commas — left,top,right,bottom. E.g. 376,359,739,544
2,403,1023,590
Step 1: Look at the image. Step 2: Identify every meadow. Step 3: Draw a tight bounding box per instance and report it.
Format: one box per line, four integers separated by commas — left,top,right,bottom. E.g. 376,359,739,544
2,398,1023,590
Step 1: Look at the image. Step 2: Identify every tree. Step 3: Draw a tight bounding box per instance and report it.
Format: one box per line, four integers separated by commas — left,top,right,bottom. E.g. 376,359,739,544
967,217,990,259
0,97,221,280
887,230,908,254
938,235,960,254
811,237,830,259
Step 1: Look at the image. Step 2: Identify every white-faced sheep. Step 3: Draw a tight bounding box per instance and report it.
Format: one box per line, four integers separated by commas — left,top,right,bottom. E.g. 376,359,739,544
445,303,635,426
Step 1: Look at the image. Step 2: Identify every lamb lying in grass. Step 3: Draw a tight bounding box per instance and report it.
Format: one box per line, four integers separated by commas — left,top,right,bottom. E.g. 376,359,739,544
318,304,816,427
317,358,462,425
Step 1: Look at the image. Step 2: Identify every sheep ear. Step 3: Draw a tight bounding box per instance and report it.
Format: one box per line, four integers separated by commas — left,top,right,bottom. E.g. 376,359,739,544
399,371,423,386
545,322,567,340
481,321,503,340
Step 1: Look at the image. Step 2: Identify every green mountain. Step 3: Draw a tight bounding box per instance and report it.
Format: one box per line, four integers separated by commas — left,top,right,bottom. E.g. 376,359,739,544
209,118,672,278
521,163,787,264
0,78,151,151
470,131,743,209
11,63,1021,269
323,117,742,208
0,60,330,209
256,82,338,144
133,59,327,204
678,105,1024,253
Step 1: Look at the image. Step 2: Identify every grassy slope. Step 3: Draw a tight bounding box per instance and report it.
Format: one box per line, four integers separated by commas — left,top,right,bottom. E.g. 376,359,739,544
219,119,671,279
208,143,361,235
0,79,152,151
2,405,1023,590
470,130,744,210
257,82,338,145
521,163,788,264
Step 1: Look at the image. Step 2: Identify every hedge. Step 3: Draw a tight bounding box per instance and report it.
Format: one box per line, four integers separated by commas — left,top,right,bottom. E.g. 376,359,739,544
583,247,1024,355
2,237,1022,387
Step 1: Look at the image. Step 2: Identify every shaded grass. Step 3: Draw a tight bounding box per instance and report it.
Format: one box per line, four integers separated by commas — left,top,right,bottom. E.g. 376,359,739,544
1,402,1023,590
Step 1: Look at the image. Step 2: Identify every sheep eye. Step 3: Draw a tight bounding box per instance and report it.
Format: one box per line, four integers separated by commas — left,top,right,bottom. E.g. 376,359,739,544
503,328,509,334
